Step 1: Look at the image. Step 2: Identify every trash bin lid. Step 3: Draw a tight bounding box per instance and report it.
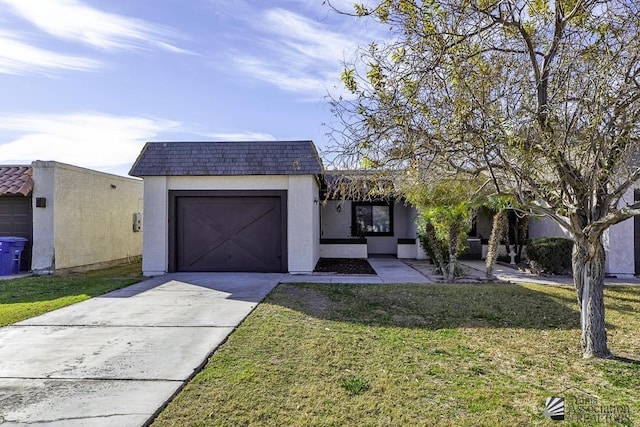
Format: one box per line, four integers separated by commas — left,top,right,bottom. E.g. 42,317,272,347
0,236,28,243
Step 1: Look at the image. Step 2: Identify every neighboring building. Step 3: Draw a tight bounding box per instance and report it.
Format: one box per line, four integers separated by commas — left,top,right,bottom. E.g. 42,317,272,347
0,161,143,274
0,166,34,270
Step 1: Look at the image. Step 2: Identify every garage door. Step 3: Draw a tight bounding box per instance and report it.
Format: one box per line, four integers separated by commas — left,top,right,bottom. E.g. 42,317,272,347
0,196,33,271
171,191,287,272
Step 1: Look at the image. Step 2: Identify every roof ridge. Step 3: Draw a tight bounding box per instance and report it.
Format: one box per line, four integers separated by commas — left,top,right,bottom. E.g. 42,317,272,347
129,140,324,177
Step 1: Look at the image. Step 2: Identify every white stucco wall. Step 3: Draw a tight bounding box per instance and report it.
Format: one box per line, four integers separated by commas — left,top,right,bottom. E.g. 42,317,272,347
397,243,417,259
319,243,367,258
31,164,55,272
320,201,418,255
528,216,572,240
528,201,640,277
141,174,320,275
140,176,168,276
287,175,320,273
604,188,637,277
321,200,352,238
31,161,143,272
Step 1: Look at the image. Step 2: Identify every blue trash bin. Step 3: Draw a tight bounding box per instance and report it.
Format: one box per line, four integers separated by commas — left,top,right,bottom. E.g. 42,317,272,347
0,237,28,276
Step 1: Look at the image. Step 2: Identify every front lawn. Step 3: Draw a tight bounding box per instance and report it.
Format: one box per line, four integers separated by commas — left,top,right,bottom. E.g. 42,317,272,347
153,283,640,426
0,261,142,326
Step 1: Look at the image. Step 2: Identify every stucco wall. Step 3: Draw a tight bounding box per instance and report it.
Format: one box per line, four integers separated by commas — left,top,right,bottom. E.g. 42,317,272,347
31,161,143,272
604,188,636,277
31,164,55,272
287,175,320,273
321,200,352,238
140,176,168,276
320,201,418,255
527,202,640,277
319,243,367,258
142,175,320,275
367,204,415,254
528,216,572,240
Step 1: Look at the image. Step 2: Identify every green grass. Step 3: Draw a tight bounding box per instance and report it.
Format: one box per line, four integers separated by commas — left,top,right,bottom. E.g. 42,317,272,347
153,283,640,427
0,261,142,326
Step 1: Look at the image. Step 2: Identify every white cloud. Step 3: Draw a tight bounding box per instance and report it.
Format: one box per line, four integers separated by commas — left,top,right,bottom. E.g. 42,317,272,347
0,30,99,75
263,9,354,63
0,113,181,174
204,131,276,141
231,7,371,98
233,57,330,95
0,0,188,53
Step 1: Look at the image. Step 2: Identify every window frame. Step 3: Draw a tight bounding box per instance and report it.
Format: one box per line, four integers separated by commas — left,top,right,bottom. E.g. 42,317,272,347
351,201,394,237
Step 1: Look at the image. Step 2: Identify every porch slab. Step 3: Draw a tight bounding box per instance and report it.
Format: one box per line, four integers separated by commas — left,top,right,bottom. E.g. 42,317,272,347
283,258,432,284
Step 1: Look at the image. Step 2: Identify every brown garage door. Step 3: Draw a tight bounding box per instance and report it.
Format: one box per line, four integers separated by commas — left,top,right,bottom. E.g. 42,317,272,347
0,196,33,271
170,191,287,272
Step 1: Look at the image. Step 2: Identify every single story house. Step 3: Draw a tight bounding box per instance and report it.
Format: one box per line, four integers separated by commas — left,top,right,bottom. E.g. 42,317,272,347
130,140,640,277
0,161,143,274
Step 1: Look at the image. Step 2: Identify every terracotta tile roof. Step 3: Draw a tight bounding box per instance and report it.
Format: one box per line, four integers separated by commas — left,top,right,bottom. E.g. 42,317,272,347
0,166,33,196
129,141,324,177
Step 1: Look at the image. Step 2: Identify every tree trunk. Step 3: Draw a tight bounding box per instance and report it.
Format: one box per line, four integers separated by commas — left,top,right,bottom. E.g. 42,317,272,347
448,222,461,281
516,214,529,259
572,236,612,359
485,210,508,278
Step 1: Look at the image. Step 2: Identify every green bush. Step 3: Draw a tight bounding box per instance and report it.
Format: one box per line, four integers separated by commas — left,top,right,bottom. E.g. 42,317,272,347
525,237,573,275
418,233,449,263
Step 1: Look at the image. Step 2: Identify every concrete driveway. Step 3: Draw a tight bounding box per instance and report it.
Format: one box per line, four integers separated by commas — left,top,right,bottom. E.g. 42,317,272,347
0,273,282,426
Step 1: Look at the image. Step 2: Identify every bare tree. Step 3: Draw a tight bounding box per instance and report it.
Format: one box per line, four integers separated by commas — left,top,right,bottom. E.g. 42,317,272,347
326,0,640,358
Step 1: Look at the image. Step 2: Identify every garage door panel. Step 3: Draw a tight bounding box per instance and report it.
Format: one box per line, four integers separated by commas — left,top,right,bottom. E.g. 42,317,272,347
173,193,285,272
228,211,281,264
187,238,275,271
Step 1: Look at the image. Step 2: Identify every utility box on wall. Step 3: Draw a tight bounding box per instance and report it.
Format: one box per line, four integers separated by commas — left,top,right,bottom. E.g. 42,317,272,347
133,212,142,232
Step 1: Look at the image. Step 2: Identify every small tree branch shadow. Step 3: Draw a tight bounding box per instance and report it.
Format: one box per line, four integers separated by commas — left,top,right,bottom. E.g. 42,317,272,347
612,356,640,365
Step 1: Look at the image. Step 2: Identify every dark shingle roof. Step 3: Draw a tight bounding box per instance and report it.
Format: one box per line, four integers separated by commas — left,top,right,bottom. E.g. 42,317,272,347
129,141,324,177
0,166,33,196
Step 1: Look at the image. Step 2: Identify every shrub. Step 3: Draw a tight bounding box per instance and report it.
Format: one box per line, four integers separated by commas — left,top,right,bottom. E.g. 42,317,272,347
418,233,449,264
525,237,573,275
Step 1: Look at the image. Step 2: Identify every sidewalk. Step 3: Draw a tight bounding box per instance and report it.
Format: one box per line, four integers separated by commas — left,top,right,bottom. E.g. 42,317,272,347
460,260,640,286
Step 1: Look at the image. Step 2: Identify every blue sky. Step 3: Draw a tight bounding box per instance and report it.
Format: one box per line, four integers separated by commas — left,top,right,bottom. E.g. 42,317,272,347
0,0,378,176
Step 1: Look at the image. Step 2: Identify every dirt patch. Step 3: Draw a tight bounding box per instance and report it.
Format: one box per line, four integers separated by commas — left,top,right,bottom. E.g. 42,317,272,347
403,259,495,283
314,258,376,275
278,285,332,316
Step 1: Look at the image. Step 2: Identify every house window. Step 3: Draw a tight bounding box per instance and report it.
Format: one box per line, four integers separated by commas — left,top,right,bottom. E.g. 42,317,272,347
352,202,393,236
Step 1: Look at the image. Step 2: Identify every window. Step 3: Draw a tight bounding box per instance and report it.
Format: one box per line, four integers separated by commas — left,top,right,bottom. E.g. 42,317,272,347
352,202,393,236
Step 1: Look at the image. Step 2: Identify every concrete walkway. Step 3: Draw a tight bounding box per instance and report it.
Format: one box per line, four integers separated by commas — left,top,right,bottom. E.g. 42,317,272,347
460,260,640,286
282,257,430,284
0,272,282,426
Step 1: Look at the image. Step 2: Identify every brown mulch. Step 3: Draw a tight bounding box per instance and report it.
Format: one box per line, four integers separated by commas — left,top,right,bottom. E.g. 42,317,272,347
313,258,376,275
